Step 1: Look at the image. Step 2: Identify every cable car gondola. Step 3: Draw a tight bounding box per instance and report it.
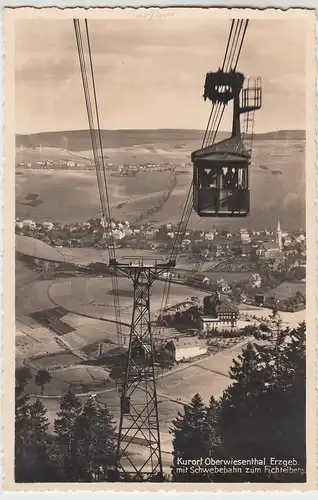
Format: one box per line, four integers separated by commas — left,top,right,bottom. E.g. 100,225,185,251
192,68,262,218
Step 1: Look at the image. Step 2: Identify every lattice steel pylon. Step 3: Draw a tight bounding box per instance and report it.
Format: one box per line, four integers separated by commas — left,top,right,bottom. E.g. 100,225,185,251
109,257,176,481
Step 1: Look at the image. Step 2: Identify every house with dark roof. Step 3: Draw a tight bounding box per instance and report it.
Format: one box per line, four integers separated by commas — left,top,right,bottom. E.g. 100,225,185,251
256,241,281,259
200,303,239,334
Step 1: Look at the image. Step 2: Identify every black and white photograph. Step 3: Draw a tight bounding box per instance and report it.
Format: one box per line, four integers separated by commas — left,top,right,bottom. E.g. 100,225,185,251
5,6,316,488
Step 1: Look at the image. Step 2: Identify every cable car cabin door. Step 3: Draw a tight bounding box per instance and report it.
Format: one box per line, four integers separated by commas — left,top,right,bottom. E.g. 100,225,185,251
193,158,250,218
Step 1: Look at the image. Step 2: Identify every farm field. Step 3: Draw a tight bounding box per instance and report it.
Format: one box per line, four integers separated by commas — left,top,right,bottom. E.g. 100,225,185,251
16,139,305,231
266,281,306,300
16,259,39,287
15,268,203,371
157,365,228,404
16,234,160,265
16,235,66,262
24,364,112,397
16,168,174,224
239,304,306,328
47,276,207,322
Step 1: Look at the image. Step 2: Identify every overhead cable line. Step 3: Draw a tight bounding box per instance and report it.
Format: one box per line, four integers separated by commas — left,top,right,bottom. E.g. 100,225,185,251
153,19,250,336
74,19,123,346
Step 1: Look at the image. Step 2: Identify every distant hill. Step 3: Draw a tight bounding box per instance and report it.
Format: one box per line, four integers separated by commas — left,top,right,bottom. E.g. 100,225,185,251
16,129,305,151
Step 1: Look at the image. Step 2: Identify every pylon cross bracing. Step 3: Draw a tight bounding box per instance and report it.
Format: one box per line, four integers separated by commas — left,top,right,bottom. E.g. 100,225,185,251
109,258,176,481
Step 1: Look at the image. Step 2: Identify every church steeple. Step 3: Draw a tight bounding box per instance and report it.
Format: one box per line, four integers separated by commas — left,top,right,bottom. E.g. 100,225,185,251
276,220,282,250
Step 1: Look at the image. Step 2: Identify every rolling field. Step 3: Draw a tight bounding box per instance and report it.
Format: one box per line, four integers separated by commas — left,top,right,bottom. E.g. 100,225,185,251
265,281,306,300
16,259,39,288
16,168,174,224
24,364,112,397
16,235,253,284
47,276,207,323
16,235,160,265
16,138,305,230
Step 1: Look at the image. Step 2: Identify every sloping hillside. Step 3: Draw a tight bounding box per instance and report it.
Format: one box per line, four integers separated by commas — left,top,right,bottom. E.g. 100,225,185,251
16,129,306,151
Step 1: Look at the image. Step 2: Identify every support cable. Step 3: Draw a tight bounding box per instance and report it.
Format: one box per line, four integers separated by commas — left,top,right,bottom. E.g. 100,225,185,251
74,19,123,345
153,19,250,336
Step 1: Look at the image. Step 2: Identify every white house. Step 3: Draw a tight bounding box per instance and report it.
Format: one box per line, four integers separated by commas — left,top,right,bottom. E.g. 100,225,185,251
204,232,215,241
296,234,306,243
240,228,251,244
42,221,54,231
161,271,175,279
181,239,191,247
111,229,125,240
164,337,207,362
22,219,36,230
249,273,262,288
100,218,108,229
283,236,293,246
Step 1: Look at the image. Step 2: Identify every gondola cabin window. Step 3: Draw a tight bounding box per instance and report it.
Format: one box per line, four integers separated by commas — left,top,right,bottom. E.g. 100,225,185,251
193,158,250,217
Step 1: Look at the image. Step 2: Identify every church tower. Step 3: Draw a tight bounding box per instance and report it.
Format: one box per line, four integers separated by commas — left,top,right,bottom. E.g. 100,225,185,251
276,220,282,250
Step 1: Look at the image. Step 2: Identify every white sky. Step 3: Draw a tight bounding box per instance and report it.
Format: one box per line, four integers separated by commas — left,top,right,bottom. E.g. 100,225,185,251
15,16,306,134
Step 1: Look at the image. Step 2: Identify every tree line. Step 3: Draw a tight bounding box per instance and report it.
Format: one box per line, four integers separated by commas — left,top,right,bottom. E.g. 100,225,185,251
15,319,306,483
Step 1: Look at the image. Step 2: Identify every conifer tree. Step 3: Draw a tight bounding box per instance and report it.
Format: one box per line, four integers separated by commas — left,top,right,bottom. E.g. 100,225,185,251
93,404,117,478
73,398,97,481
54,389,82,481
15,392,31,482
205,396,222,457
73,398,117,481
24,399,54,481
170,393,210,482
15,396,55,482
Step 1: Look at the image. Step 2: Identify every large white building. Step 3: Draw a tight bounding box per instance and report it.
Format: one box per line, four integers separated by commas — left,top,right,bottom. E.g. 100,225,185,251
200,304,239,334
164,337,207,362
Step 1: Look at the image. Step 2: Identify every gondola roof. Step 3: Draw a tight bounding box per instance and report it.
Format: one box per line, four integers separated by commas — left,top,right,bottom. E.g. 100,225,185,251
191,135,250,162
